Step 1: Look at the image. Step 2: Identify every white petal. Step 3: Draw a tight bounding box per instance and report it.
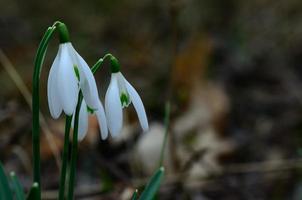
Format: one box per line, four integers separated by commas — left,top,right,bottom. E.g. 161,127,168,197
68,44,99,109
95,100,108,140
105,74,123,137
57,43,79,116
77,100,89,141
47,47,62,118
125,79,149,132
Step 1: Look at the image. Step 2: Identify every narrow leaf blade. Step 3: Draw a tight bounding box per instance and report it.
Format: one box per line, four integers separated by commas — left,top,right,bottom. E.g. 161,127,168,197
26,182,39,200
0,161,13,200
131,189,138,200
139,167,164,200
10,172,25,200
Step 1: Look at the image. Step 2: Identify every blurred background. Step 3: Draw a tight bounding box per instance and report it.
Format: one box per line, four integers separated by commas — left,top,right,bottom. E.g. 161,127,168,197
1,0,302,199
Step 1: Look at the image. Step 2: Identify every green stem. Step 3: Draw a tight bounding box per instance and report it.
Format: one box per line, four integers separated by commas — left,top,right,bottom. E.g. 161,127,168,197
58,115,72,200
32,21,70,199
63,55,112,199
67,93,83,200
159,102,171,167
32,26,56,199
91,53,116,74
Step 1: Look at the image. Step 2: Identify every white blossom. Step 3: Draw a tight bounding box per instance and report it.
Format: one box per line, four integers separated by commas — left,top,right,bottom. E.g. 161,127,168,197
105,72,148,137
47,42,99,118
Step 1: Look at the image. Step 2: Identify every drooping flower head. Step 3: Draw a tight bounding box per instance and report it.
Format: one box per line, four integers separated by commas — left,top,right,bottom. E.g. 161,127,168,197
105,56,149,137
47,35,108,140
47,42,100,118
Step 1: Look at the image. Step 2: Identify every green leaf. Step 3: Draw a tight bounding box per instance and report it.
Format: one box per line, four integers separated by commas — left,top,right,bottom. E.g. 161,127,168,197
26,183,39,200
10,172,25,200
131,189,138,200
139,167,164,200
0,161,13,200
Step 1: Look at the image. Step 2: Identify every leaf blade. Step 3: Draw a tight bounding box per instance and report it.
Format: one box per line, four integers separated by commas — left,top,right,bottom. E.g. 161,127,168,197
131,189,138,200
10,171,25,200
26,182,40,200
0,161,13,200
139,167,164,200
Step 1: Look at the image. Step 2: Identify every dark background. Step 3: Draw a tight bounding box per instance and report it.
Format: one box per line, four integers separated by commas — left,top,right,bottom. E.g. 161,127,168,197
1,0,302,199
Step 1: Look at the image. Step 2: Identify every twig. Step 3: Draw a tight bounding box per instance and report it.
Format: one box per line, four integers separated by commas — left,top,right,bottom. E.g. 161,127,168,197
39,158,302,199
134,158,302,186
167,0,182,172
96,155,130,182
159,102,171,167
180,148,207,173
222,158,302,174
12,146,32,175
0,49,61,169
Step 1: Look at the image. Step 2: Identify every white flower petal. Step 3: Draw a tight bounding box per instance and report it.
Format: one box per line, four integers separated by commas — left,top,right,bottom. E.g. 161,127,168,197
105,74,123,137
47,47,62,119
95,100,108,140
68,44,99,109
125,79,149,132
77,100,89,141
57,43,79,116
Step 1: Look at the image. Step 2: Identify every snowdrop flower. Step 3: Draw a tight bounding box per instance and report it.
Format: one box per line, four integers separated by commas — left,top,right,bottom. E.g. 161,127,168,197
105,56,149,137
47,42,99,118
73,99,108,141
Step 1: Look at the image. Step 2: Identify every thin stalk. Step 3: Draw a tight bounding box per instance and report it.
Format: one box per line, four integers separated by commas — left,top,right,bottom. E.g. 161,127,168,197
91,53,114,74
58,115,72,200
63,54,112,200
59,56,110,199
32,25,56,199
159,102,171,167
67,93,83,200
62,58,113,200
32,21,70,199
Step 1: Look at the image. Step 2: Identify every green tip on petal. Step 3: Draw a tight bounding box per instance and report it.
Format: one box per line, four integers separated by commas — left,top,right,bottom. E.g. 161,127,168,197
120,92,130,107
73,65,80,81
86,106,95,114
56,22,70,43
110,55,120,73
